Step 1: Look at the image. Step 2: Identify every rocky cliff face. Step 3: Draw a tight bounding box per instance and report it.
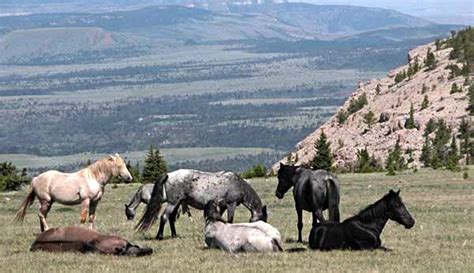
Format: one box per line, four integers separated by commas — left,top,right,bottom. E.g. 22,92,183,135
272,41,470,172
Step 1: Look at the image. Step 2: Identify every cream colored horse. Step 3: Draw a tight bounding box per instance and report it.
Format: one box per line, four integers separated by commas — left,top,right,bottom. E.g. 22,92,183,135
15,154,132,231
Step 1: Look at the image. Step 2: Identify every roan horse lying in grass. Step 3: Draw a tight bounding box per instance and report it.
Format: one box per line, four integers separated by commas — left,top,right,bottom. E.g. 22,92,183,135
15,154,133,231
203,200,283,253
309,189,415,251
31,226,152,256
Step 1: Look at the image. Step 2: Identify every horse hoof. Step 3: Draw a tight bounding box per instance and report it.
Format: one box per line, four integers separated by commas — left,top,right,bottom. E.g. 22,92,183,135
156,235,164,240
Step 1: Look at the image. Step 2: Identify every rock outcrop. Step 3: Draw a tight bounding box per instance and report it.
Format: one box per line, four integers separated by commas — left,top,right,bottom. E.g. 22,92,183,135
272,41,471,172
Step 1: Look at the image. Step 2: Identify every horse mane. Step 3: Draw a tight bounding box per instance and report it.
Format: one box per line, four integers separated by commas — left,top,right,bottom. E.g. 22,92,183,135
87,158,114,180
353,194,389,222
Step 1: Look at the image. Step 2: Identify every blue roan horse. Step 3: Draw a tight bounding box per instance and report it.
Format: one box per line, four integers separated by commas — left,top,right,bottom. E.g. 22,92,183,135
309,189,415,251
276,163,340,242
136,169,267,240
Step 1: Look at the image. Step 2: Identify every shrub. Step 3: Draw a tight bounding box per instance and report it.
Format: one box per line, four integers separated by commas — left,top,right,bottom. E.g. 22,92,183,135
241,163,267,179
0,162,30,192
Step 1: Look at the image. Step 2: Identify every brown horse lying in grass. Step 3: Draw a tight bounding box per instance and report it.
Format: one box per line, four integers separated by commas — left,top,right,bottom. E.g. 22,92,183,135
31,226,152,256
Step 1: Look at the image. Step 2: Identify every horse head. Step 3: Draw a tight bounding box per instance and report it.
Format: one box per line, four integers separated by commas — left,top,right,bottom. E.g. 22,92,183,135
204,200,226,223
109,154,133,182
386,189,415,229
275,163,298,199
250,205,268,222
124,204,135,220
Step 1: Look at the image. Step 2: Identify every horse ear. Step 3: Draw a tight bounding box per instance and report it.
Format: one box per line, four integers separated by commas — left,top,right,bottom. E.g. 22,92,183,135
396,189,400,195
108,154,115,161
124,204,128,208
262,205,267,215
280,162,284,168
115,153,120,158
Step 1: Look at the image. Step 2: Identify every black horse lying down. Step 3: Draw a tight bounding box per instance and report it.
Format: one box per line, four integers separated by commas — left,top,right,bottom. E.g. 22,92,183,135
309,189,415,251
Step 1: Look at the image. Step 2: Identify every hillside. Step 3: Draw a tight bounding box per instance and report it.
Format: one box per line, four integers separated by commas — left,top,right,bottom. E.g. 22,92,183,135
272,30,472,171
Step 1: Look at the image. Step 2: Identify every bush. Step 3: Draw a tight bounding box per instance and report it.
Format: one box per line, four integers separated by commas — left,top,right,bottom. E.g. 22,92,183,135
347,93,368,114
0,162,30,192
241,163,267,179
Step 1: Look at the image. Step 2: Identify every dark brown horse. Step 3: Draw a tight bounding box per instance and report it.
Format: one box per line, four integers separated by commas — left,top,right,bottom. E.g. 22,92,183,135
31,226,153,256
275,163,340,242
309,189,415,251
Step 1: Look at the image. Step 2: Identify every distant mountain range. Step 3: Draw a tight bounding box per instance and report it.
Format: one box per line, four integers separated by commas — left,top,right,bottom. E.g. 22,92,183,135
0,3,463,63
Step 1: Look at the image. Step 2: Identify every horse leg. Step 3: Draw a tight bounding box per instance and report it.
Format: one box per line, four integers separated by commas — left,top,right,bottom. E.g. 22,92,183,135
38,199,53,232
219,204,227,217
312,209,325,226
80,199,90,225
169,204,180,238
88,201,99,230
227,202,236,223
156,204,176,240
296,208,303,243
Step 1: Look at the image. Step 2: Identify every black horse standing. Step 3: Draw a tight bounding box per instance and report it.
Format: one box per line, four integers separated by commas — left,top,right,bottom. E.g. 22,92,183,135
275,163,340,242
308,189,415,250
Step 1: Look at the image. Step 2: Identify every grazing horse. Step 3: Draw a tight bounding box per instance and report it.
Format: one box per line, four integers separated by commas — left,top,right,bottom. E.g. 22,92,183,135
125,183,155,220
309,189,415,251
275,163,340,242
203,200,282,253
136,169,268,240
15,154,132,231
31,226,152,256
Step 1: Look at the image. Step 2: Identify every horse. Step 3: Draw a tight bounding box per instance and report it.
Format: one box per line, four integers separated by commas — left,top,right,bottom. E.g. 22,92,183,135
31,226,153,256
136,169,268,240
308,189,415,251
125,183,154,220
275,163,340,242
203,200,283,253
125,182,192,222
15,154,133,231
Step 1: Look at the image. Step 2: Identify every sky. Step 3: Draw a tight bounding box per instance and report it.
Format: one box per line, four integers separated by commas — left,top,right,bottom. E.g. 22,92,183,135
300,0,474,25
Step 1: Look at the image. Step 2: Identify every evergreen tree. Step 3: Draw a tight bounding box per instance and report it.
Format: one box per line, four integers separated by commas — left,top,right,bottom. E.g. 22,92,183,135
337,109,348,125
446,135,460,171
142,145,168,184
469,82,474,115
363,110,376,129
450,83,461,94
431,119,452,168
421,83,429,94
385,137,405,175
420,95,429,110
356,148,372,173
405,103,417,129
458,118,471,164
311,131,333,171
420,135,432,167
426,48,437,70
424,118,437,137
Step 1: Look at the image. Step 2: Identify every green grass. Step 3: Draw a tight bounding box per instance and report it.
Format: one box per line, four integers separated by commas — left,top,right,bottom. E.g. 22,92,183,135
0,169,472,272
0,147,278,169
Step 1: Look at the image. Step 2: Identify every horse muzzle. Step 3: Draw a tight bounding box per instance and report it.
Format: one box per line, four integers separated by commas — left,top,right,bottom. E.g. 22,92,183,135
275,191,284,199
404,218,415,229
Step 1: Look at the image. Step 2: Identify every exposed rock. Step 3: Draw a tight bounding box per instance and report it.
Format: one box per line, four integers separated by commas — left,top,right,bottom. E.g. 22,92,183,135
272,41,471,172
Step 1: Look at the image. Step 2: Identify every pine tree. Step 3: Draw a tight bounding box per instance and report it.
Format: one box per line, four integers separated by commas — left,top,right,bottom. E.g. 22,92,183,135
430,119,451,168
424,118,437,137
337,109,348,125
458,118,471,164
311,131,333,171
420,95,429,110
469,82,474,115
142,145,168,184
420,135,432,167
426,48,437,70
356,148,372,173
405,103,416,129
421,83,429,94
385,137,405,175
363,110,376,129
446,135,460,171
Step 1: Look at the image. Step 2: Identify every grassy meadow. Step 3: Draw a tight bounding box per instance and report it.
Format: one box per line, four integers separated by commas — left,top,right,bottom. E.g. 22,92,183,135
0,169,472,272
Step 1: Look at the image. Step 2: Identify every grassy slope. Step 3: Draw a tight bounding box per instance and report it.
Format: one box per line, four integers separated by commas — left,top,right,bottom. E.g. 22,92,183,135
0,169,472,272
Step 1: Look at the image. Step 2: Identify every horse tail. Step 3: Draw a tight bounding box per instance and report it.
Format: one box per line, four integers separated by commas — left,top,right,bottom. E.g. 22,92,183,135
14,185,36,222
327,174,340,222
135,174,168,232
